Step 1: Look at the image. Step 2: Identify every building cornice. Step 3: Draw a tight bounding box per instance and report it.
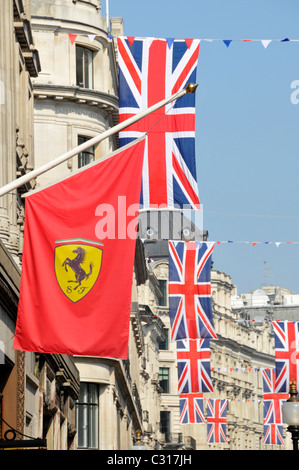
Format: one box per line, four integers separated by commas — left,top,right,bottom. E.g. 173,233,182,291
33,83,119,126
211,333,275,368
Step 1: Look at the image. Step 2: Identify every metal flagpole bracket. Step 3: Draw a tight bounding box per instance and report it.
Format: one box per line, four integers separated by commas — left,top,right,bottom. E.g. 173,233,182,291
0,417,47,449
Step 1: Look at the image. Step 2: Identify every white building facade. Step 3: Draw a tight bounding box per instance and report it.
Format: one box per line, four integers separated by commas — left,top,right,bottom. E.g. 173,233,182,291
30,0,119,189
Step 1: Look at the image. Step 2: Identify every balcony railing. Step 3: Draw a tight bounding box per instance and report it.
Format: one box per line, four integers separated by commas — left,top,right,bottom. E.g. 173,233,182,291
164,433,183,446
163,433,196,450
185,435,196,450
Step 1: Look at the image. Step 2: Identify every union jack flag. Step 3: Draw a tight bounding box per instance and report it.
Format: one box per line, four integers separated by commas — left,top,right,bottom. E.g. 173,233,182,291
168,240,217,341
272,321,299,393
206,398,228,444
263,424,285,446
117,36,200,209
176,339,213,393
261,368,287,446
262,368,288,424
179,393,205,424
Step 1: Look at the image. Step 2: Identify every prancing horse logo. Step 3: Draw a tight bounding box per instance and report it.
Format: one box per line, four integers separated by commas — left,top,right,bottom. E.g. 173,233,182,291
54,239,103,303
62,246,93,290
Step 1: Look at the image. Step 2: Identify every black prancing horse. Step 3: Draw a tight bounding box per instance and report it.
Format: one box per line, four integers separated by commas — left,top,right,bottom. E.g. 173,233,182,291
62,247,93,290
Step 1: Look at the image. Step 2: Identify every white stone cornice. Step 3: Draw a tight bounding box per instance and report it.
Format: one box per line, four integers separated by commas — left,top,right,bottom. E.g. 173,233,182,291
33,83,118,109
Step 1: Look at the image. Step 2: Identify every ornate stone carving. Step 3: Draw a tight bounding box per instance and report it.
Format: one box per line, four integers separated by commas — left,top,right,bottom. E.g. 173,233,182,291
16,350,25,436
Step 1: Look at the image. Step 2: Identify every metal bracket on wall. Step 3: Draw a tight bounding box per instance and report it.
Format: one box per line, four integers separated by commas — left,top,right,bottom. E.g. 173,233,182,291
0,417,47,449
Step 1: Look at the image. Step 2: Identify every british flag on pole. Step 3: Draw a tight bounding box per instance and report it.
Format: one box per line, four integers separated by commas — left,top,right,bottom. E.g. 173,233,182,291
117,36,200,209
206,398,228,444
272,321,299,393
168,240,217,341
261,368,287,445
179,393,205,424
176,339,213,393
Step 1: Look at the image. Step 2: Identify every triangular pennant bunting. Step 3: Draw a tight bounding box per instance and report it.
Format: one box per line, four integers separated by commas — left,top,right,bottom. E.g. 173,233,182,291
185,38,193,49
166,38,174,48
127,36,135,46
261,40,272,48
68,34,77,45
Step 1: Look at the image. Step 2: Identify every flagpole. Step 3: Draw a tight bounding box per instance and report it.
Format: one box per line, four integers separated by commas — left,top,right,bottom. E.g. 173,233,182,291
106,0,109,31
0,83,198,198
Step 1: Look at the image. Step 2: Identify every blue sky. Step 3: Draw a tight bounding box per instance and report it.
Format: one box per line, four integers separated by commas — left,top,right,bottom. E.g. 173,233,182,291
108,0,299,295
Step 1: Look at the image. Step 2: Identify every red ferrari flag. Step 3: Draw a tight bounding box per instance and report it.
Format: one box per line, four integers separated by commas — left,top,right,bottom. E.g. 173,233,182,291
13,139,145,359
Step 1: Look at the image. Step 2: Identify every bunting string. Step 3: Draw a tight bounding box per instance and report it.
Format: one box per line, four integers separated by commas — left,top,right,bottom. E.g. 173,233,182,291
144,239,299,245
215,241,299,246
66,32,298,49
175,365,282,374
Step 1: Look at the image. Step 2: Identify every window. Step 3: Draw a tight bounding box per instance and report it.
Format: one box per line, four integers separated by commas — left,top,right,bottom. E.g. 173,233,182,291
159,367,169,393
160,411,170,435
76,382,99,449
159,328,169,350
76,45,94,89
158,279,167,306
78,136,95,168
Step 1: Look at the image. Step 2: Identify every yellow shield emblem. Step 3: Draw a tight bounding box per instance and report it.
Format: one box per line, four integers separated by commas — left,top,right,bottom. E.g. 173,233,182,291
54,239,103,303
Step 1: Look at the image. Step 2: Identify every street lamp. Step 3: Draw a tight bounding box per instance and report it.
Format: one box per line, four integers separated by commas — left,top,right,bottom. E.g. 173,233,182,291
282,379,299,450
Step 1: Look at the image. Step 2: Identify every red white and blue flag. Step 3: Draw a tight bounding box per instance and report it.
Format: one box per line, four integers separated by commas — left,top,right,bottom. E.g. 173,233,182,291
262,368,288,424
206,399,228,444
176,339,213,393
263,424,285,446
262,368,287,445
168,241,217,341
117,37,200,209
272,321,299,393
179,393,205,424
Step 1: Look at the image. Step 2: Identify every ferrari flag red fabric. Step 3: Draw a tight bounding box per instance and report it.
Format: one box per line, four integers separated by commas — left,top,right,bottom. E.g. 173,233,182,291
13,139,145,359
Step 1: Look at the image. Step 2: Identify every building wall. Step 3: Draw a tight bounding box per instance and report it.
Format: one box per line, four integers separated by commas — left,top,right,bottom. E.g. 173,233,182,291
36,353,79,450
0,1,80,450
137,265,168,449
0,0,40,445
30,0,119,189
0,0,39,261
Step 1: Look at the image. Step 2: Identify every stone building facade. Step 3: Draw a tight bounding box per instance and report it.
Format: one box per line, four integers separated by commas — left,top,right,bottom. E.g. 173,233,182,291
30,0,119,189
0,0,40,261
0,0,80,450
